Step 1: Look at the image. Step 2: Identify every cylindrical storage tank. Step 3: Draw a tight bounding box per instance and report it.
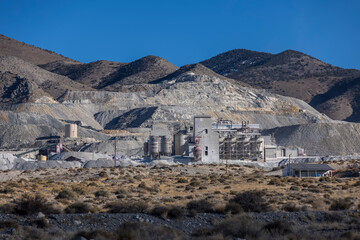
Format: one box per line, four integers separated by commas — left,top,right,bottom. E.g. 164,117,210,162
193,146,202,161
143,142,149,156
161,136,172,156
150,136,159,157
65,124,78,138
38,155,47,161
174,134,188,155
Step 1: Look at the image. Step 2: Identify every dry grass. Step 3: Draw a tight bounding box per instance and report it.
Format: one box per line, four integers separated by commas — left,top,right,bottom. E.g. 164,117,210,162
0,164,358,214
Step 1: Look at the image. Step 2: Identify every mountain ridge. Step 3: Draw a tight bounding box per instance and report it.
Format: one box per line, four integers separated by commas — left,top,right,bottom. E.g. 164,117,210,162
201,48,360,121
0,34,78,65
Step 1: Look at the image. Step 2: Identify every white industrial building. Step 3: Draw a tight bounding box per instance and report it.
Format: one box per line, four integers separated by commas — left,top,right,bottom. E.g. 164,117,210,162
144,116,305,162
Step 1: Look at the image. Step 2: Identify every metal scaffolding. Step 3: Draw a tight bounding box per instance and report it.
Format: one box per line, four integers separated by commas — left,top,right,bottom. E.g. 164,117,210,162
219,133,262,160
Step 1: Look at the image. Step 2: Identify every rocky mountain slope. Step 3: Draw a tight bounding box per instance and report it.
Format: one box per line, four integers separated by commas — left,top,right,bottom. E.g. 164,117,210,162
98,55,178,91
150,63,239,84
41,55,179,91
0,34,76,65
1,33,360,156
39,60,126,88
0,56,93,100
201,49,360,121
60,73,329,129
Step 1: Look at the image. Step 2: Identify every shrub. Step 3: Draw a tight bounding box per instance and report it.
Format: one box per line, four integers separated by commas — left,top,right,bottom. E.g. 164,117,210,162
94,189,109,197
290,186,300,191
167,206,185,219
65,202,93,214
115,189,127,195
229,190,271,212
0,203,16,214
187,199,215,214
151,206,169,219
0,220,18,230
14,194,61,215
261,220,294,237
73,229,114,240
281,203,300,212
177,178,188,183
106,201,149,213
189,181,201,187
330,198,353,210
115,222,183,240
99,171,108,178
71,186,87,195
225,202,243,214
192,215,261,239
56,188,77,200
30,217,50,229
115,189,127,199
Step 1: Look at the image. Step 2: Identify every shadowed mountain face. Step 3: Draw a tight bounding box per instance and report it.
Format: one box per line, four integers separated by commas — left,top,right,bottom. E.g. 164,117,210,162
0,56,93,101
40,60,126,88
201,49,360,121
98,55,178,91
41,55,179,91
0,34,77,65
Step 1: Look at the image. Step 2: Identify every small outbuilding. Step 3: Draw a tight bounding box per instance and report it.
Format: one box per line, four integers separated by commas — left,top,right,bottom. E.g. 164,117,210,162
283,163,333,177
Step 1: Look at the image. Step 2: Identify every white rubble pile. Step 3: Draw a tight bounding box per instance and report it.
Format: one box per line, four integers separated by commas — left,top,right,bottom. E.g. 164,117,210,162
0,152,359,171
0,153,18,170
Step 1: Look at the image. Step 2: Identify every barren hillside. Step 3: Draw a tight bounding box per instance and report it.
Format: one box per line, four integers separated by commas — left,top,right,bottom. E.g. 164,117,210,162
0,34,77,65
201,49,360,121
40,60,126,88
0,56,93,100
98,55,178,90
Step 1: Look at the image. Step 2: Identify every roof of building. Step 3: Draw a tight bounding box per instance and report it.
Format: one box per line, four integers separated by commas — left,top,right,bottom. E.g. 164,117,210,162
290,163,333,171
194,115,212,118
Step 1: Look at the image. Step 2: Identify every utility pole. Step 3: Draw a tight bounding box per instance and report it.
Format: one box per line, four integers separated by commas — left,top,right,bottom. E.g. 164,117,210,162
114,140,117,168
226,141,228,175
264,147,266,162
288,153,292,176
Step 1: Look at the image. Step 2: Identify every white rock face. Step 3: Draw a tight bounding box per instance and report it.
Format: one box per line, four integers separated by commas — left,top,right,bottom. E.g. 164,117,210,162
0,153,17,170
60,73,331,130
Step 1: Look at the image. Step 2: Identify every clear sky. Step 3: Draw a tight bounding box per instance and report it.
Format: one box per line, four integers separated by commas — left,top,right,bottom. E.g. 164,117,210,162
0,0,359,69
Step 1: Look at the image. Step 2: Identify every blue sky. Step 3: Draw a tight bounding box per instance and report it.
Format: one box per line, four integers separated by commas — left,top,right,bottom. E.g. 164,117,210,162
0,0,359,69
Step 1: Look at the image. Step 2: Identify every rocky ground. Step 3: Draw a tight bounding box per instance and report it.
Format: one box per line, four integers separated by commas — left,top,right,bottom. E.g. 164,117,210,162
0,210,359,239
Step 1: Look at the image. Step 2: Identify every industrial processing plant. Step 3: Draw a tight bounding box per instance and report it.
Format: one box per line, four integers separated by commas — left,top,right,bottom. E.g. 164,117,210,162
144,116,305,163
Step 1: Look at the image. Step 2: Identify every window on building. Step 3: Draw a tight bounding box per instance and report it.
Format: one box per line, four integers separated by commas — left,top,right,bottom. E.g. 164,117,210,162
205,146,208,156
281,149,286,157
190,126,193,131
205,129,208,134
